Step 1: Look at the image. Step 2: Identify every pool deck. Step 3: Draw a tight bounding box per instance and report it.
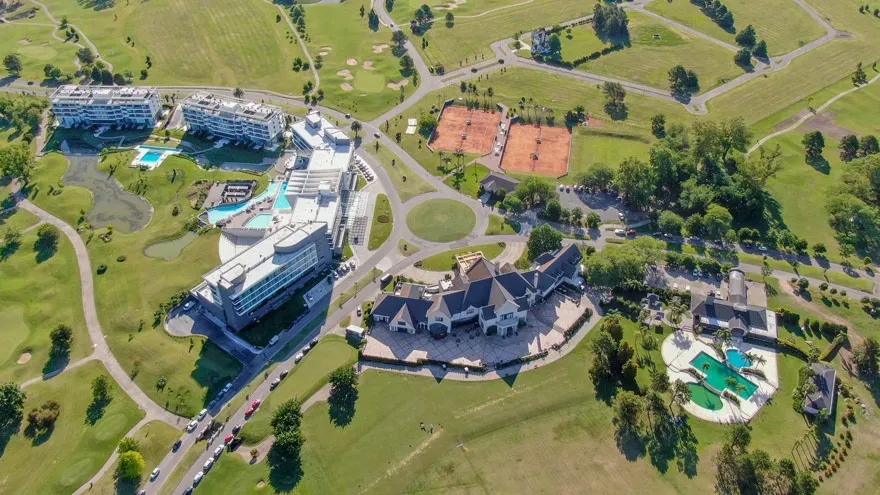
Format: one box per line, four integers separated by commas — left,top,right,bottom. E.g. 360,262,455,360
662,331,778,423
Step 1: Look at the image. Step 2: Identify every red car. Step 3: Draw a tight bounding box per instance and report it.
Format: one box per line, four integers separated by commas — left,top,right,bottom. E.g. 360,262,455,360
225,434,234,444
251,399,261,409
245,407,254,417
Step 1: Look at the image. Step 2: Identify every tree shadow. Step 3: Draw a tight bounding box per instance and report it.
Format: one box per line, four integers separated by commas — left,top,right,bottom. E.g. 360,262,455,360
23,422,54,446
86,396,110,425
614,427,646,461
42,352,70,376
328,387,358,427
268,459,303,492
75,0,116,11
112,476,141,495
647,412,699,477
0,239,20,261
805,155,830,174
33,237,58,263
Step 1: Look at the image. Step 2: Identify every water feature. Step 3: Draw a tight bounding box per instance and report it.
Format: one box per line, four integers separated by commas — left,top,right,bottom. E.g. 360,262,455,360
690,351,758,400
140,151,163,164
206,181,281,224
143,232,198,260
245,213,274,228
61,150,153,233
688,382,723,411
272,181,292,210
725,348,752,369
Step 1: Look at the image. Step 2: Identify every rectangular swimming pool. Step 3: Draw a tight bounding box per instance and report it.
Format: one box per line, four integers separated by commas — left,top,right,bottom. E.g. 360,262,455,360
690,351,758,399
141,151,162,163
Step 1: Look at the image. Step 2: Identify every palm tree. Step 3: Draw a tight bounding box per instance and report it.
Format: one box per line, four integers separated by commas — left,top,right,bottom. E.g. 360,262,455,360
716,328,733,348
745,352,765,368
452,149,465,171
350,120,362,139
701,362,711,374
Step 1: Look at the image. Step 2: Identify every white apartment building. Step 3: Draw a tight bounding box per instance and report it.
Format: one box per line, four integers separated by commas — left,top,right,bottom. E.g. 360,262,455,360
49,85,162,128
180,92,284,146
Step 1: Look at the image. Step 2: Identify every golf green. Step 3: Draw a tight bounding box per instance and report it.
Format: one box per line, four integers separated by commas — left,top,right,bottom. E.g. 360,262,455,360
406,199,476,242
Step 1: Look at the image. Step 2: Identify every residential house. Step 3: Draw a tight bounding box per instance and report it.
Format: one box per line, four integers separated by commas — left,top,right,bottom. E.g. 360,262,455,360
690,268,778,341
803,362,837,415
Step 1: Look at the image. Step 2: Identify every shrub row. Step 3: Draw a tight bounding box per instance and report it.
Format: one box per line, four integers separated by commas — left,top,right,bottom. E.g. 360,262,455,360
495,350,549,369
722,389,741,406
775,307,849,337
562,306,593,342
776,337,810,361
819,333,848,362
359,352,487,372
571,43,625,67
665,251,731,274
740,367,766,379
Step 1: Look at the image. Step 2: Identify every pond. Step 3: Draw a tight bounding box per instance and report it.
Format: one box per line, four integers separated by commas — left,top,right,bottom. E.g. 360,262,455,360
61,150,153,233
143,232,198,261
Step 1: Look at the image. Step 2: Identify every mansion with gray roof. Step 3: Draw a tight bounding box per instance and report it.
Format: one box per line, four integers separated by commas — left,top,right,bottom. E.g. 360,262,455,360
690,268,777,341
373,245,583,337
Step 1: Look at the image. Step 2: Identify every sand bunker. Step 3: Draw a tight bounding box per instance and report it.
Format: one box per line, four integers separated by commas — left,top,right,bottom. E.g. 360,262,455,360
340,83,354,91
372,43,390,53
363,60,374,70
320,46,333,51
256,481,266,488
16,353,31,364
336,69,354,80
319,51,329,56
387,79,410,90
346,58,358,66
18,38,31,45
437,0,467,10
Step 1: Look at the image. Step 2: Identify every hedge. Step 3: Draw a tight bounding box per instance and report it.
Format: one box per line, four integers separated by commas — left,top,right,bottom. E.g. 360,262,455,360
819,334,848,362
359,352,487,372
495,350,549,369
776,337,809,361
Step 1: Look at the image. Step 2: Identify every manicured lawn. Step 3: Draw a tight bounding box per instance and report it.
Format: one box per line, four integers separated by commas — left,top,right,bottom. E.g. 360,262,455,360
417,242,507,271
567,127,653,180
370,143,436,202
27,151,262,417
561,12,742,92
0,226,91,384
34,0,312,93
398,238,420,256
0,206,39,232
303,0,417,119
367,193,392,250
238,335,358,444
646,0,826,56
406,199,475,242
27,152,93,228
89,420,181,494
0,361,143,494
443,163,489,198
0,21,80,82
484,213,521,235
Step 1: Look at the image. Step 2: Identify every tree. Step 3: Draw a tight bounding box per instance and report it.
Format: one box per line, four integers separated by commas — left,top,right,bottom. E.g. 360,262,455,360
350,120,362,139
76,47,95,66
703,204,733,241
417,114,437,136
802,131,825,159
586,211,601,229
329,366,358,396
91,375,112,404
268,428,305,468
0,383,26,431
27,400,60,431
271,398,303,435
667,65,693,96
658,210,684,236
233,87,244,98
49,324,73,358
651,114,666,138
734,24,756,47
36,224,59,251
602,81,627,118
0,142,34,184
118,437,140,453
752,40,768,59
513,176,558,208
399,54,414,73
839,134,860,162
853,62,868,85
734,48,752,68
650,370,671,394
3,54,22,76
445,11,454,25
614,157,654,210
592,2,629,38
543,199,562,221
612,391,643,433
669,379,691,412
360,4,365,17
577,162,615,191
547,33,562,57
859,135,879,157
117,451,145,480
391,30,408,49
501,194,523,213
684,214,704,237
526,224,562,260
853,337,880,377
43,64,63,80
589,328,619,382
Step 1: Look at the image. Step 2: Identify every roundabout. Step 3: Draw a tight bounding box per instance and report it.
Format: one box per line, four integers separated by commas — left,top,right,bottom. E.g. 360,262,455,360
406,198,476,242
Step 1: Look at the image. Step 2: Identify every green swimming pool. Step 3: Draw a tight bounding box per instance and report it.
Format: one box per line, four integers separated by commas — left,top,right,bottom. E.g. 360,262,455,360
688,382,723,411
690,351,758,399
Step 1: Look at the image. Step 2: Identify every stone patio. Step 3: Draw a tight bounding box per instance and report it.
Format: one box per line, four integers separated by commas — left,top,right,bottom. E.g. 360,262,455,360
363,292,588,368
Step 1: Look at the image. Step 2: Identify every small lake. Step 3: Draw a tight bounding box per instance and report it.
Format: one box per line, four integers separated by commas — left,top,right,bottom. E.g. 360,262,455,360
61,149,153,233
143,232,198,261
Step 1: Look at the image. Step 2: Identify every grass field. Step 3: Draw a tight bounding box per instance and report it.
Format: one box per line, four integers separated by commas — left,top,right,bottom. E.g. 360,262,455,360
646,0,826,56
443,163,489,198
0,20,80,82
567,127,653,179
0,206,39,232
394,0,591,70
238,335,358,444
369,144,436,202
28,152,93,228
189,308,880,494
0,224,91,384
398,238,420,256
33,0,311,93
89,420,181,495
368,193,392,250
485,213,521,235
303,0,417,119
27,151,261,417
418,241,507,271
406,198,475,242
0,361,143,494
561,12,742,92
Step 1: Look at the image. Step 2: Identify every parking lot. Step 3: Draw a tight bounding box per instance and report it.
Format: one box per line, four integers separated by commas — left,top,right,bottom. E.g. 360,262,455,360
556,187,631,222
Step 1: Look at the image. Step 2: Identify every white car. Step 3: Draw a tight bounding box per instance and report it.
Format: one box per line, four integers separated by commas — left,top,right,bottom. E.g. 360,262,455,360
193,471,204,485
558,184,564,191
204,457,214,471
614,229,625,236
183,300,195,311
268,335,279,346
294,352,304,363
197,408,208,421
214,446,224,458
150,468,160,481
187,420,198,432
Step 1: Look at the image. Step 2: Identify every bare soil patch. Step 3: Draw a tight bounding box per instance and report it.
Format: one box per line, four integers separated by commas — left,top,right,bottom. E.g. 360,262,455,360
346,58,358,66
340,83,354,91
772,109,811,132
18,38,30,44
586,116,603,127
16,352,31,364
387,79,410,90
799,111,855,141
372,43,389,53
336,69,354,80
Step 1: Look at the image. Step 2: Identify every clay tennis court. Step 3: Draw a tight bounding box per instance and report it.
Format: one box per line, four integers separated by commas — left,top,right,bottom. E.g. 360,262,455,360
429,106,500,155
500,124,571,176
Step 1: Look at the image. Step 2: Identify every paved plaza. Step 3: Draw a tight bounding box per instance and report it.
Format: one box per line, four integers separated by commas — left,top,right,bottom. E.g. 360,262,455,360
364,292,589,367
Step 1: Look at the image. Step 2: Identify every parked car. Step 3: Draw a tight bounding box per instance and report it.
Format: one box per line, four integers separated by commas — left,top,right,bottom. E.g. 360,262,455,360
294,352,304,363
270,377,281,390
187,420,198,432
197,409,208,421
183,300,195,311
618,212,625,220
183,487,194,495
279,369,289,380
373,132,380,138
222,383,232,395
251,399,262,409
268,335,279,346
626,229,636,236
356,307,362,317
150,468,160,481
214,446,224,458
311,337,319,347
558,184,564,191
614,229,625,236
245,407,255,417
225,434,234,444
204,458,214,471
758,245,768,251
173,439,182,451
193,472,204,485
232,424,242,435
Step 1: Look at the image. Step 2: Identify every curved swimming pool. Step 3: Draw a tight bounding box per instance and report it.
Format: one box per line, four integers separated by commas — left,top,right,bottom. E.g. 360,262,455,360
206,181,281,224
725,349,752,369
688,383,723,411
245,213,274,229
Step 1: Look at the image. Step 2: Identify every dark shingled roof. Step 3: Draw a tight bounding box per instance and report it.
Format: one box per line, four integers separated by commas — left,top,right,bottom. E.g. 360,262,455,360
479,172,520,193
373,293,433,324
690,294,769,331
537,244,582,281
805,362,837,413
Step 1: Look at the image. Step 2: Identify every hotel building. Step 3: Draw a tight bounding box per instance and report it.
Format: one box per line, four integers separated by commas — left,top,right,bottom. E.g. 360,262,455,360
49,85,162,128
180,92,284,146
